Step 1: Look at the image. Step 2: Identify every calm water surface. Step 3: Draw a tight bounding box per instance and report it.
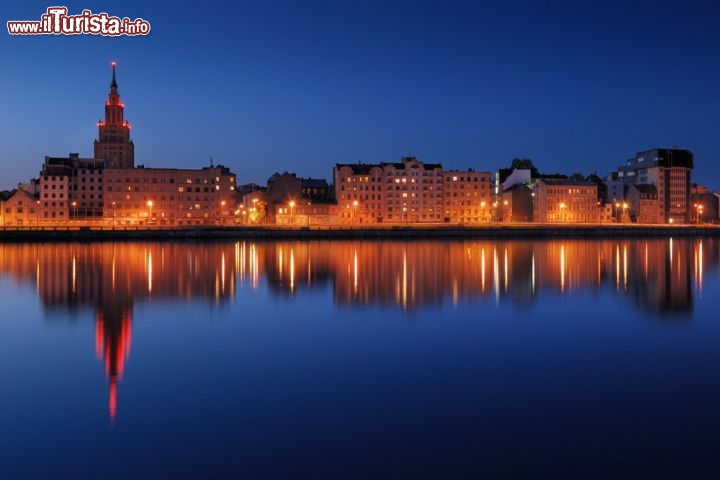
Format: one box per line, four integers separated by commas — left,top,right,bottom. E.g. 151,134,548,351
1,239,719,479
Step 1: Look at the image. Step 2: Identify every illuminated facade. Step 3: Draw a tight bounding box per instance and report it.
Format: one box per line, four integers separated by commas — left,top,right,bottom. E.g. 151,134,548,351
534,179,599,223
334,157,445,224
103,166,237,226
94,63,134,169
382,158,443,223
1,189,39,227
442,170,493,223
334,163,385,223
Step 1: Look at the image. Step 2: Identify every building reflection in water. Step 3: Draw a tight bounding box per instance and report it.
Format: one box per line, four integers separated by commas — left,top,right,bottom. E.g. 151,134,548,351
0,243,238,422
259,238,716,314
0,238,717,420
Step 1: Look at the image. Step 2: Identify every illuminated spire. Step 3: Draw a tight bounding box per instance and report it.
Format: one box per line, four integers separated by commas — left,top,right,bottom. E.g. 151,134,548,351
110,61,118,92
96,61,135,168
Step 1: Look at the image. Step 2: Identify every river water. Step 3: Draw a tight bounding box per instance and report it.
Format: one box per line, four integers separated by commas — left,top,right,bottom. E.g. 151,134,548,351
1,239,718,478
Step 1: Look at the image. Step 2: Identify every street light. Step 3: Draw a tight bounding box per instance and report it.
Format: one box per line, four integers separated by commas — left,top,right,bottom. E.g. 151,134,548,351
695,203,704,224
622,202,628,223
289,200,296,225
220,200,226,225
112,201,116,229
352,200,359,224
36,200,40,229
559,202,567,222
147,200,153,226
480,201,486,223
72,201,77,221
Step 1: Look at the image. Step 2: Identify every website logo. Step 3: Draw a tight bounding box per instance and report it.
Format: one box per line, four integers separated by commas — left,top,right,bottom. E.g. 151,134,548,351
7,7,150,36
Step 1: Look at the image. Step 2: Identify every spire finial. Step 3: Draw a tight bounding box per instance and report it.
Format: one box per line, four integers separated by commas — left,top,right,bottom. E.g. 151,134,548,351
111,61,118,89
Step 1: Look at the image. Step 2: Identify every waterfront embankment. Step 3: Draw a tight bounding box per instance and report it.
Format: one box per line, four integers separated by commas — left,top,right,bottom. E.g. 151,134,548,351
1,224,720,242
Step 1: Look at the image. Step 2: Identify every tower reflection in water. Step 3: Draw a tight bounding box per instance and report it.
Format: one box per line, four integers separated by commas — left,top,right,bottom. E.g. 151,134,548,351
0,238,716,421
0,243,238,422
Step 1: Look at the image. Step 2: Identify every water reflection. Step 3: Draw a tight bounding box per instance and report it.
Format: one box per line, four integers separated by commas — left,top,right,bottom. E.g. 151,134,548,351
264,239,714,314
0,238,717,420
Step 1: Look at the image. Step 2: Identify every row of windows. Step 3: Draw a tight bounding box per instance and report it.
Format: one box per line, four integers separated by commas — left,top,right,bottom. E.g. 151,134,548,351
446,176,489,182
105,176,234,184
386,214,443,220
543,196,596,203
42,192,102,201
4,207,37,214
544,188,596,195
109,195,219,203
343,176,379,183
546,204,596,211
108,203,217,210
445,184,489,190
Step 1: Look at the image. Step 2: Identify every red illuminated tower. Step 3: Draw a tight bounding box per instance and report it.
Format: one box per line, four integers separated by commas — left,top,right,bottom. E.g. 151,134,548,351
95,309,133,423
94,62,134,168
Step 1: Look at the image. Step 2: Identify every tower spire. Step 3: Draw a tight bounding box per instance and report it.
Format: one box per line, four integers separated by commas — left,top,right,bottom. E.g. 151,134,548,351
95,61,134,168
110,61,118,91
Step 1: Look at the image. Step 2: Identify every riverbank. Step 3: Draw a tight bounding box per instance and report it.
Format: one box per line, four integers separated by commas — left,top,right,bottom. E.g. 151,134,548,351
1,223,720,242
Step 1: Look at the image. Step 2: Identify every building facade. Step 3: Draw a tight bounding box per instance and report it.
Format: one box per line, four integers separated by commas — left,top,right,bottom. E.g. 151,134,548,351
613,148,693,223
382,158,443,223
626,184,661,224
103,165,237,226
534,179,599,223
39,154,105,222
442,170,493,223
335,157,451,224
334,163,386,223
1,189,39,227
502,184,534,222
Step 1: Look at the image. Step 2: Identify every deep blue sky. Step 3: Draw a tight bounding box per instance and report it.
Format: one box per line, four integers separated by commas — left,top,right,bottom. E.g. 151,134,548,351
2,0,719,188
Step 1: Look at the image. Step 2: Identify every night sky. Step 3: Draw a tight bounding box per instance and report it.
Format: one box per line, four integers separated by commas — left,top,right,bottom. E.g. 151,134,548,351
2,0,719,188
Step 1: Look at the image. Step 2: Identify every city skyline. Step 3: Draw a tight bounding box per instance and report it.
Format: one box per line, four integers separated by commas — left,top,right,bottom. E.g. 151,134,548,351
2,1,719,189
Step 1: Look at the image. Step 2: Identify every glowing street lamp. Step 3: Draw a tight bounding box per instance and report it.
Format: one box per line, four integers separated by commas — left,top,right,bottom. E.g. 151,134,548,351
289,200,296,225
72,201,78,221
220,200,226,225
147,200,153,225
352,200,359,224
